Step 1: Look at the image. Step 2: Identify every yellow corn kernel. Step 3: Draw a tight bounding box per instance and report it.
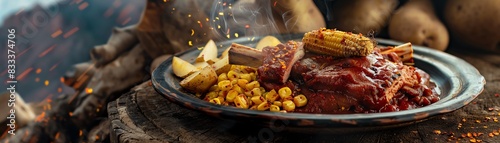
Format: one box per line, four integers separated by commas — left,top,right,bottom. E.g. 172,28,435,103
206,91,218,99
230,65,240,70
250,96,266,105
218,80,233,91
245,81,260,90
240,74,252,82
237,79,249,88
273,101,282,107
302,28,374,57
250,72,257,81
265,90,279,102
209,85,220,92
226,90,238,102
234,94,249,109
270,105,280,112
231,85,244,94
259,87,266,94
278,87,292,99
209,98,221,105
244,90,253,97
251,88,262,97
218,73,228,82
257,102,270,111
282,100,296,111
217,96,225,103
227,70,240,80
293,94,308,107
249,105,258,110
218,90,227,98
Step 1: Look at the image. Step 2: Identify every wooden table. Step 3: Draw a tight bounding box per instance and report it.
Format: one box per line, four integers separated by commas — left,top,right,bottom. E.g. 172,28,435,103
108,49,500,143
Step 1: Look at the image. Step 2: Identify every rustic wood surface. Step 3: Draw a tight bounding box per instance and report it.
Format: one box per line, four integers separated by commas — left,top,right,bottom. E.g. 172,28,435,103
108,49,500,143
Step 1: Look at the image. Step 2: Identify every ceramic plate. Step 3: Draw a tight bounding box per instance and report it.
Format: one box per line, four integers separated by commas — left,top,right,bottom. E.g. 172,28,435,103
152,35,485,132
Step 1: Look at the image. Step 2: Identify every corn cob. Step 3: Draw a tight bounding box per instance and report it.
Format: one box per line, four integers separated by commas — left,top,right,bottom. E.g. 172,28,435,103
302,28,374,57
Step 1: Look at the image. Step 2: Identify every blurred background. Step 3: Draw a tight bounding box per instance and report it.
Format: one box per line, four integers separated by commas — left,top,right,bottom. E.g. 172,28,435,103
0,0,145,102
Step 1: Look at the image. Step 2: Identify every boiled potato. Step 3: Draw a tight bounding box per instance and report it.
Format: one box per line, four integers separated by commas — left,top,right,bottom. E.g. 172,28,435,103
212,56,231,75
255,36,281,50
388,0,449,51
331,0,398,35
196,39,218,62
180,66,218,93
444,0,500,51
172,56,197,78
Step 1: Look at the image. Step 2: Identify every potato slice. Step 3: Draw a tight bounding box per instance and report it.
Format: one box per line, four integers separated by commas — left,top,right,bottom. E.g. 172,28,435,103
212,56,231,75
172,56,197,78
193,61,209,70
180,66,218,93
196,39,218,62
220,46,231,59
255,36,281,50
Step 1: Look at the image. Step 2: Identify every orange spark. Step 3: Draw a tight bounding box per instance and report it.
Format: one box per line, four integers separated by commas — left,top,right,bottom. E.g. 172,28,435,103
58,87,62,93
86,88,93,94
35,112,46,122
223,2,227,6
1,128,9,140
274,1,278,7
39,44,57,57
78,2,89,10
63,27,79,38
60,77,65,83
44,80,49,86
122,17,131,25
49,63,59,71
17,46,32,57
36,68,42,74
55,132,60,139
245,24,250,29
197,21,202,28
51,29,62,38
15,8,24,15
17,68,33,81
191,29,194,36
69,112,73,117
95,135,100,140
35,78,40,82
104,8,114,17
79,130,83,136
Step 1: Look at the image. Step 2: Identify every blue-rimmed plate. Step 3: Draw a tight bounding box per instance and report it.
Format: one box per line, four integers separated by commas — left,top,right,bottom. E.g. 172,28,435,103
151,35,485,133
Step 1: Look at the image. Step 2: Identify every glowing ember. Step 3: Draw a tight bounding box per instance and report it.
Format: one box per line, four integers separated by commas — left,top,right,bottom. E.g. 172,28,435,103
205,18,209,22
63,27,80,38
86,88,93,94
39,44,57,58
188,14,191,18
226,34,230,38
219,12,224,16
188,41,193,46
79,2,89,10
51,29,63,38
245,24,250,29
60,77,65,83
197,21,202,27
58,87,62,93
36,68,42,74
35,112,46,122
191,29,194,36
18,67,33,81
69,112,73,117
45,80,50,86
234,33,239,38
79,130,83,136
217,25,221,29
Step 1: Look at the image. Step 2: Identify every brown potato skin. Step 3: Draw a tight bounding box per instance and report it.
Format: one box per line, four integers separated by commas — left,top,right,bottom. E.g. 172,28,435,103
388,0,449,51
331,0,398,35
444,0,500,52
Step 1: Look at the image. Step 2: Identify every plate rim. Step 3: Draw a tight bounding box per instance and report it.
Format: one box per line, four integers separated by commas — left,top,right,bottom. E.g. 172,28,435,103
152,36,485,127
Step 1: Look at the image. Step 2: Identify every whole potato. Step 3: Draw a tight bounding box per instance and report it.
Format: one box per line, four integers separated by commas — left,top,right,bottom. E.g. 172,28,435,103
388,0,449,51
331,0,398,35
444,0,500,52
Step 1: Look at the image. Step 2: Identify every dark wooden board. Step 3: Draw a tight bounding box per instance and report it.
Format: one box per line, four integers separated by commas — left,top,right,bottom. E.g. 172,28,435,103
108,49,500,143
